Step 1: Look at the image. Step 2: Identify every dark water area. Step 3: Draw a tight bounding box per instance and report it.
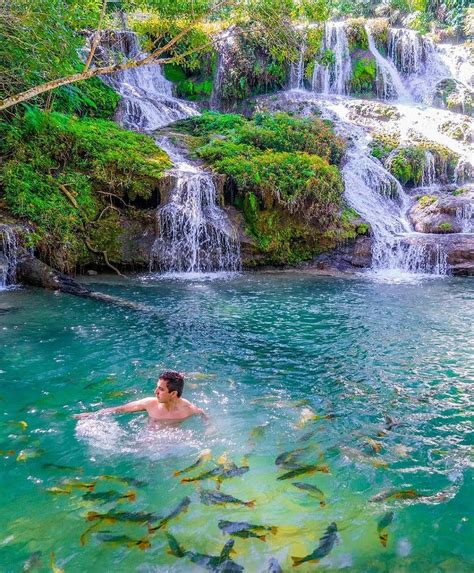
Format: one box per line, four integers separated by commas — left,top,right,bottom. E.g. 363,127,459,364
0,272,473,571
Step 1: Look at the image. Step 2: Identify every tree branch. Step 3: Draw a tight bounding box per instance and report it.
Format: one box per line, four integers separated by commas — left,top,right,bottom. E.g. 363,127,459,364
83,0,108,73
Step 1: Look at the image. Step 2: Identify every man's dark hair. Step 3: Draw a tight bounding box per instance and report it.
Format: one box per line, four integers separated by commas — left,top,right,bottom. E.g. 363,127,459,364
159,371,184,397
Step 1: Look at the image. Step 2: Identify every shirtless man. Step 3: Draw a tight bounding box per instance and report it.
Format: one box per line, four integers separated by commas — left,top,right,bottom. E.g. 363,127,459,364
74,371,207,422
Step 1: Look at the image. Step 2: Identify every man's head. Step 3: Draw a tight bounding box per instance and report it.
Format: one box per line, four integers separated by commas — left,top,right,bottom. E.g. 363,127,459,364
155,371,184,403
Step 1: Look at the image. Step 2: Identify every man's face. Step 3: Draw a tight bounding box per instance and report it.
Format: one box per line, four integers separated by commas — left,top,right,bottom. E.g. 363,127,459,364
155,379,175,403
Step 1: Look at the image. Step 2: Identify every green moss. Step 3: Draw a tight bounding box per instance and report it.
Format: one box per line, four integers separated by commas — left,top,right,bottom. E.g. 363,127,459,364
417,194,438,208
0,108,170,272
453,187,469,196
346,19,369,51
52,78,121,119
351,56,377,96
176,111,348,265
387,146,425,186
438,222,453,232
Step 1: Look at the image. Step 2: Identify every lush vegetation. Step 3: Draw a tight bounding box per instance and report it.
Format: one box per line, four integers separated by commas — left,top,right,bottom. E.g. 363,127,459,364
1,108,170,272
174,111,364,265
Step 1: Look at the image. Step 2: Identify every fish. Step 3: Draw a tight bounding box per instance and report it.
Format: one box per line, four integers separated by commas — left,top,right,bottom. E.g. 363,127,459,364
166,532,186,558
148,496,191,532
174,449,212,476
181,463,249,486
16,448,45,462
87,509,159,524
42,463,84,473
291,522,338,567
59,479,95,491
268,557,283,573
292,482,326,507
95,532,151,550
0,449,16,456
84,375,116,390
82,489,136,504
49,552,64,573
377,415,400,436
186,539,243,572
340,447,388,469
298,430,316,442
249,424,267,440
365,438,383,454
97,475,147,487
277,464,330,480
200,489,255,508
167,533,242,571
181,466,223,484
46,486,73,495
377,511,394,547
275,448,310,469
369,489,419,503
218,520,278,541
188,372,217,380
22,551,42,571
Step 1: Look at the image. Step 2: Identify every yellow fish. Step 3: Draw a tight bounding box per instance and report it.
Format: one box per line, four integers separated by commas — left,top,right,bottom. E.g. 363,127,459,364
50,552,64,573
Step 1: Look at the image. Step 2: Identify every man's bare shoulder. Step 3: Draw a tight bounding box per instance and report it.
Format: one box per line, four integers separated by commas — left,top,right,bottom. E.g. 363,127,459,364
180,399,207,418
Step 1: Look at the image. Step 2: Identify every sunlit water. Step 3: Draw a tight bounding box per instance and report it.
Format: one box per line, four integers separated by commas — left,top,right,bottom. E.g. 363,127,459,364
0,273,473,572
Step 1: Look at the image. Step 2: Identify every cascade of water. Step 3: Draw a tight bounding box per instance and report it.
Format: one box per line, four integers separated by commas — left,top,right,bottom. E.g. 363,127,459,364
389,28,425,75
319,97,454,275
365,25,411,101
210,29,236,110
91,30,240,274
421,150,436,187
456,203,473,233
0,225,19,288
89,30,197,132
150,138,240,274
312,22,352,95
289,39,306,90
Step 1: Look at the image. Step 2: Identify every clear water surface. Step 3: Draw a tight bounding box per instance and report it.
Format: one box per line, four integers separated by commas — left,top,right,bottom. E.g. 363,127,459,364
0,272,473,572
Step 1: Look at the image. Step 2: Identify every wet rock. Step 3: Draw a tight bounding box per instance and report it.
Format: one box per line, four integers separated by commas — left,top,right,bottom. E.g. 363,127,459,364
310,236,373,272
400,234,474,276
409,192,473,233
433,79,473,117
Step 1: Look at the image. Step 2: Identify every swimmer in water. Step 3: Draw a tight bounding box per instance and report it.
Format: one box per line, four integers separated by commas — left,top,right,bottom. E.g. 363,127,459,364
74,371,207,422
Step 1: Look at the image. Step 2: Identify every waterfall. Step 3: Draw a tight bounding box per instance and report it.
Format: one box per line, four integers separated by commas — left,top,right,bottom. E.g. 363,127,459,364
456,203,473,233
150,138,240,274
312,22,352,95
210,29,236,110
421,151,436,187
389,28,425,75
94,30,241,274
289,39,306,90
88,30,198,132
365,25,411,101
0,225,19,289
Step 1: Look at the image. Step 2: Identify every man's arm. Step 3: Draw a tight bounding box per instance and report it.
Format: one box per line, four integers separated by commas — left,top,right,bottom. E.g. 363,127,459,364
74,398,153,419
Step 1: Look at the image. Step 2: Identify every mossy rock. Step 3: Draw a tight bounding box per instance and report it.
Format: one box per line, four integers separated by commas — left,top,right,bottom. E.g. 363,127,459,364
346,18,369,52
386,146,425,186
351,52,377,96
